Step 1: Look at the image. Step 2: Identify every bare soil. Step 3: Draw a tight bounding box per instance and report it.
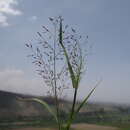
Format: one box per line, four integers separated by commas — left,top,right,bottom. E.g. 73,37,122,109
12,123,120,130
72,123,119,130
13,128,55,130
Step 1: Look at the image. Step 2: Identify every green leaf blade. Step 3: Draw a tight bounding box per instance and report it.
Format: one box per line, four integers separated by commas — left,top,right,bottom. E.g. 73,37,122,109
17,97,58,123
75,80,102,115
59,17,76,88
75,87,96,115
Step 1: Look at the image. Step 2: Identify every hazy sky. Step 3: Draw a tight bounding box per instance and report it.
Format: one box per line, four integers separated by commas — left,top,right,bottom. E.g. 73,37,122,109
0,0,130,104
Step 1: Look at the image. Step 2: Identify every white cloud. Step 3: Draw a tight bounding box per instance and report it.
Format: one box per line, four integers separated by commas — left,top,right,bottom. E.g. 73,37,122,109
0,0,22,27
29,16,38,22
0,13,9,26
0,69,48,96
30,16,37,21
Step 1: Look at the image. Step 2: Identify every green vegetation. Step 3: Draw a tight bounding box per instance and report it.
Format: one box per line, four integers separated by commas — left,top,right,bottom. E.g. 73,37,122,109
0,101,130,130
25,16,98,130
0,16,129,130
0,90,129,129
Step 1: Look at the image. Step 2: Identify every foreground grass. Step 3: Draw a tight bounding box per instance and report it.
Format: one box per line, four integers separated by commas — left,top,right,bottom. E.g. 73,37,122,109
0,123,120,130
0,117,129,130
96,122,130,130
119,124,130,130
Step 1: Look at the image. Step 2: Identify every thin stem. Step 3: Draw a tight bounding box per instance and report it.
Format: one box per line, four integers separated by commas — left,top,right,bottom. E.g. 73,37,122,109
66,88,78,130
54,23,61,130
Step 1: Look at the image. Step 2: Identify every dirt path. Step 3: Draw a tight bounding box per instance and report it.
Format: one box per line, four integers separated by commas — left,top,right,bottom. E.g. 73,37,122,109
12,124,120,130
72,123,119,130
13,128,55,130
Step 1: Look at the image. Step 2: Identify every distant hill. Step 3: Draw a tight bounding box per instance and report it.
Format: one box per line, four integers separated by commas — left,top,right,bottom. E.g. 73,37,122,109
0,90,130,120
0,90,55,119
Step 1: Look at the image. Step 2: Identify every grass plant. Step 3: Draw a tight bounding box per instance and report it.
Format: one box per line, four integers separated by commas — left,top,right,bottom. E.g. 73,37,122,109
25,16,98,130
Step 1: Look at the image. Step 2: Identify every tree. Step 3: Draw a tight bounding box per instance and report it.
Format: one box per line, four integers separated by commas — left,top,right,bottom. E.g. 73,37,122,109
25,16,98,130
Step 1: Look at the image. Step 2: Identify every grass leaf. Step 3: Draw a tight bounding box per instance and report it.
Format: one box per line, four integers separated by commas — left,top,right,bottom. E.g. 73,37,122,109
59,17,76,88
75,87,96,115
75,80,102,115
17,97,58,123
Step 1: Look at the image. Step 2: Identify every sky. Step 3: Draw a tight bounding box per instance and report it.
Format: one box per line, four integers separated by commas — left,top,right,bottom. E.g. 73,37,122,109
0,0,130,104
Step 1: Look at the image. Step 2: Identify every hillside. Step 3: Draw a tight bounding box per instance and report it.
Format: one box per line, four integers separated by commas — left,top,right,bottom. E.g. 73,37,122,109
0,90,54,119
0,90,130,123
